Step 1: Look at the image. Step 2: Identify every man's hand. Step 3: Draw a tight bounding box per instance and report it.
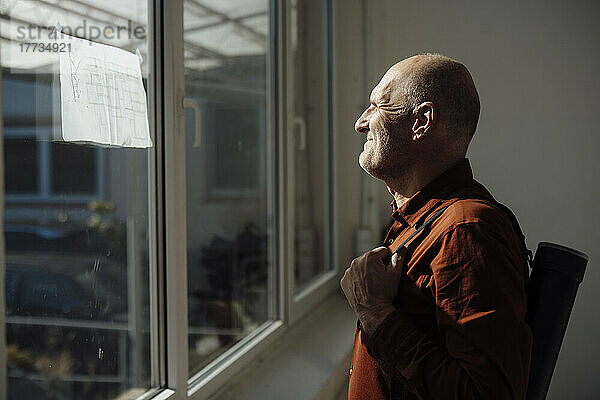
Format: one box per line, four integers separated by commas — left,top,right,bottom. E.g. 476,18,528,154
340,246,408,335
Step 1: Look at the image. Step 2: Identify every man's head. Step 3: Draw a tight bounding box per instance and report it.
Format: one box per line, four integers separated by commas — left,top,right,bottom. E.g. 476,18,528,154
355,54,480,182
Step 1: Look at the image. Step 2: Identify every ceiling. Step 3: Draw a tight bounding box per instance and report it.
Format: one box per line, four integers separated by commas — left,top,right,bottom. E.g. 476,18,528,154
0,0,269,79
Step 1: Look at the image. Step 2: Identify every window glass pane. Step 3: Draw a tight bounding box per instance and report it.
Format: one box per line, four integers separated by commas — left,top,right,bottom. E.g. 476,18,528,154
50,142,98,195
184,0,274,377
1,1,153,399
4,138,38,194
213,108,260,191
291,0,332,290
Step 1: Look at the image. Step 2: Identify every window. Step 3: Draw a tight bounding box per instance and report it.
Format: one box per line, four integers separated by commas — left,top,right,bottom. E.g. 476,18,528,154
1,1,335,399
4,135,102,199
4,137,38,194
289,0,333,292
1,1,154,399
182,0,276,378
3,77,103,202
50,142,98,195
207,106,264,197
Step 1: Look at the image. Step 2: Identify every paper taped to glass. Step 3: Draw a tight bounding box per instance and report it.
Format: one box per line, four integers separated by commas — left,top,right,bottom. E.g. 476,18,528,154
59,34,152,148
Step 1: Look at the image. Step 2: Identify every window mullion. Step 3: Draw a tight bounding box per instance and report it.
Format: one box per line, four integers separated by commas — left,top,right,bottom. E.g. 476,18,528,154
148,0,164,391
281,0,295,326
0,65,6,400
162,0,189,397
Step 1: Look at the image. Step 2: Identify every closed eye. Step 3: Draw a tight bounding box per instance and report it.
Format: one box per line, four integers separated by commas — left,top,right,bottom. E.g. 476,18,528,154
378,104,405,113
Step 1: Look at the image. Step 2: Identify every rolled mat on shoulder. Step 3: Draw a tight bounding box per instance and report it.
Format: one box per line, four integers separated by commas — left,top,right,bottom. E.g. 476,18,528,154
525,242,588,400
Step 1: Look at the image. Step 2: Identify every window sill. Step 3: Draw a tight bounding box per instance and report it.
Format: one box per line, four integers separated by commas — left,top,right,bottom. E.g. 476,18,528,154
208,291,355,400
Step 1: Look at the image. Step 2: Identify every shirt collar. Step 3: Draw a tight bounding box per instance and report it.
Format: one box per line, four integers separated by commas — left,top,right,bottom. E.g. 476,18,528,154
390,158,474,228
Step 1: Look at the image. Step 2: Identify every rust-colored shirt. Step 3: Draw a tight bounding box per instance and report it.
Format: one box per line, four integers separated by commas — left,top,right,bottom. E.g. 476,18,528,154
348,158,532,400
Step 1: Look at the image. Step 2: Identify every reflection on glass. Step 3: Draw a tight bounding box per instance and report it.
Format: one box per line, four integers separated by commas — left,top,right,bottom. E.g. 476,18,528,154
50,142,98,194
4,138,38,193
1,1,152,399
291,0,331,290
183,0,274,377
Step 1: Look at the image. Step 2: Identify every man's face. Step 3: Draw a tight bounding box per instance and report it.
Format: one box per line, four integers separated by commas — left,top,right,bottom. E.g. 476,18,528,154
355,71,412,180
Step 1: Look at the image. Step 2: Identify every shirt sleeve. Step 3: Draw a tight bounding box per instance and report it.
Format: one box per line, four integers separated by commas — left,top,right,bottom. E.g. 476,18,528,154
362,222,532,400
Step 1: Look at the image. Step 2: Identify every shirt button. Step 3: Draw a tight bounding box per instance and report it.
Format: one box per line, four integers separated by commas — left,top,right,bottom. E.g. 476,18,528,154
349,367,353,376
376,358,383,365
387,238,394,245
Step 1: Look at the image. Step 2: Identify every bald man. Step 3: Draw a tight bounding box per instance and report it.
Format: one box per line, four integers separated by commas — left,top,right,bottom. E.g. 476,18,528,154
340,54,532,400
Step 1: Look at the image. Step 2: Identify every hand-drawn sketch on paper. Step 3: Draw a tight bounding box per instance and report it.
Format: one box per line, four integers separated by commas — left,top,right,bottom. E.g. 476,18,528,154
59,34,152,148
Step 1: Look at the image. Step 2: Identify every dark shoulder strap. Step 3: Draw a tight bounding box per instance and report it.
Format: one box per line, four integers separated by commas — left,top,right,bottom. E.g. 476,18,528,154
389,197,533,400
387,197,533,267
478,198,534,269
387,205,450,256
390,197,533,400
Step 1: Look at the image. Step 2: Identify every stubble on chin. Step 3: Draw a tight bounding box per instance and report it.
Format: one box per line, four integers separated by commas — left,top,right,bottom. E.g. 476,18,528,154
359,146,406,183
359,150,385,179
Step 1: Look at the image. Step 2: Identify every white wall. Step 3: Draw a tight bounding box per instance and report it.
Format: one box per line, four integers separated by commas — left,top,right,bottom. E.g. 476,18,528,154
360,1,600,398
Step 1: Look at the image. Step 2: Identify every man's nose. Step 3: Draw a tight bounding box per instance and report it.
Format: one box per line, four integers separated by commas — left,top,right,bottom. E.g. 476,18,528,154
355,110,370,134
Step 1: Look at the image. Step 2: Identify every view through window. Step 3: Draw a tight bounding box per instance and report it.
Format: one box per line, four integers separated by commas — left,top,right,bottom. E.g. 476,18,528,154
290,0,332,290
183,0,276,377
1,1,153,399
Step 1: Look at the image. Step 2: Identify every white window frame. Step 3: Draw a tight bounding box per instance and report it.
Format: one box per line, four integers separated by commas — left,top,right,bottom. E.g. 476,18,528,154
182,0,287,397
284,0,338,325
154,0,340,398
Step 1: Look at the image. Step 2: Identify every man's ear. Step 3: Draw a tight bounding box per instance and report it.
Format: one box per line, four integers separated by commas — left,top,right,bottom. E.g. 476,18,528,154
411,102,435,141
